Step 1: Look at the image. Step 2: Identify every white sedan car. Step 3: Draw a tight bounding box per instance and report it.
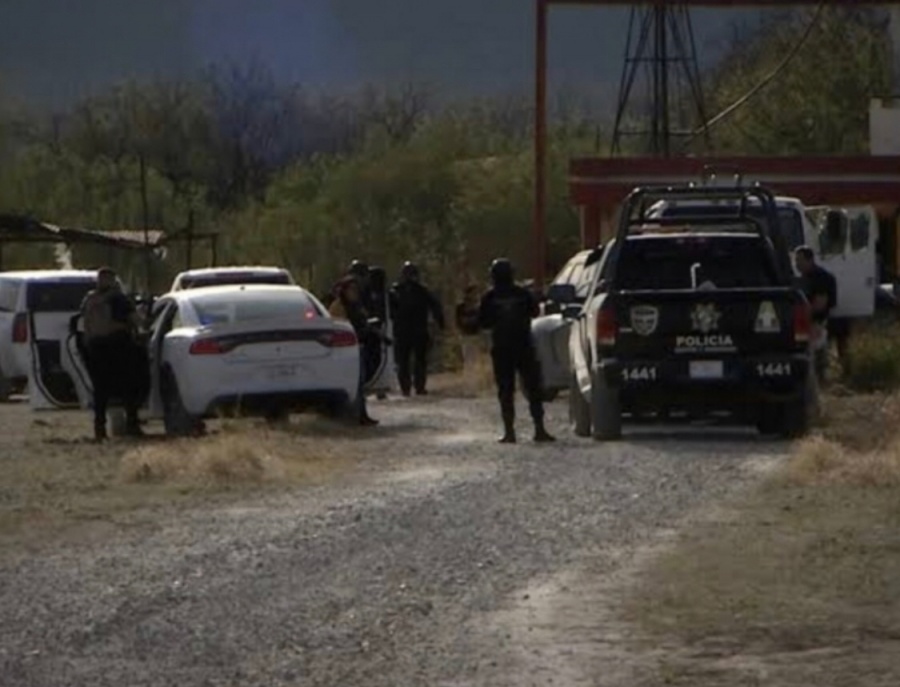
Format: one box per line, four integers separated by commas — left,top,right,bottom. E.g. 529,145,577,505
144,284,360,434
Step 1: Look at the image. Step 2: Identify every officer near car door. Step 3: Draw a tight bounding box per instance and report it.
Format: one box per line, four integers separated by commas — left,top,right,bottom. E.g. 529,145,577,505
389,262,445,396
478,258,554,444
794,246,837,382
329,277,379,426
78,267,145,441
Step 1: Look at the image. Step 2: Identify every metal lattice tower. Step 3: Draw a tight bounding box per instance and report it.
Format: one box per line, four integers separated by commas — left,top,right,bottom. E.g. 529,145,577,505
610,2,711,157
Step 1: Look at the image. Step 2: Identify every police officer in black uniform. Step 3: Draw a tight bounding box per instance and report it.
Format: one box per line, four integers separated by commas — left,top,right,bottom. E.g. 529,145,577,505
76,267,147,441
389,261,445,396
323,259,371,309
794,246,838,381
478,258,554,444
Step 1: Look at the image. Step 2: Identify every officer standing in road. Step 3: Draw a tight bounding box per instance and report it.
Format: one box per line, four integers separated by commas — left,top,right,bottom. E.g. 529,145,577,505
389,262,445,396
478,258,554,444
78,267,145,441
794,246,838,382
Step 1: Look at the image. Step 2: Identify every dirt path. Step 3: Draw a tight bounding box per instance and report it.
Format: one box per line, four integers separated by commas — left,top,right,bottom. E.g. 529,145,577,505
0,396,787,686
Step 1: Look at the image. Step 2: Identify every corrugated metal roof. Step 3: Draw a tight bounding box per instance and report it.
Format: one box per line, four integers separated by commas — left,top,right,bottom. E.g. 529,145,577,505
0,214,166,248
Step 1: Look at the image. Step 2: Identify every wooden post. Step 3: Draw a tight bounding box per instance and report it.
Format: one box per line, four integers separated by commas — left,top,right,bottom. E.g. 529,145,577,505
139,154,151,292
534,0,548,289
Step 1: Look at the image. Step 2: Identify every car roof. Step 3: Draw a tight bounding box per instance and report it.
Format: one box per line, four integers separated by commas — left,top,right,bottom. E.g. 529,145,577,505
175,266,289,277
625,231,761,241
650,196,802,210
164,283,308,303
0,269,97,282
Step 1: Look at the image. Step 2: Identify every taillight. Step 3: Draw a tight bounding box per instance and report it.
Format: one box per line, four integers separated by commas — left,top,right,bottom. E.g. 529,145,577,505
596,305,617,347
12,313,28,343
323,330,358,348
189,338,225,355
793,301,811,345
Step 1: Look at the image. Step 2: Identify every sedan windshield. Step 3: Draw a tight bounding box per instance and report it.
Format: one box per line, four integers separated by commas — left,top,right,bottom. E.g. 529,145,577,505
190,291,320,326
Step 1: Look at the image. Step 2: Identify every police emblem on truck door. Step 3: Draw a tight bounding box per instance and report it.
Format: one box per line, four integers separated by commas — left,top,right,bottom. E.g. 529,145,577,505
630,305,659,336
691,303,721,334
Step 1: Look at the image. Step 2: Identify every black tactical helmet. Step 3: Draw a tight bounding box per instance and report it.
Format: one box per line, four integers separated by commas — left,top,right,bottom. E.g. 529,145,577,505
401,261,419,281
489,258,514,285
348,259,369,278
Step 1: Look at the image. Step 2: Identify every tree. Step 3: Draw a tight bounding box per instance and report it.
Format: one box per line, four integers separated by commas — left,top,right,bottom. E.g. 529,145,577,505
703,7,893,155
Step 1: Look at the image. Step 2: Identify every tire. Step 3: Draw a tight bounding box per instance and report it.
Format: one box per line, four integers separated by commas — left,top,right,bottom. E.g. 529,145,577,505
162,370,203,437
590,370,622,441
569,373,591,437
109,409,129,437
779,370,817,439
264,407,291,426
323,394,359,425
755,404,780,436
0,375,11,403
757,371,817,439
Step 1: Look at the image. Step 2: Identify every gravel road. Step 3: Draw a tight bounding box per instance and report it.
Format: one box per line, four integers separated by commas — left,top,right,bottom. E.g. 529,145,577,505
0,396,786,686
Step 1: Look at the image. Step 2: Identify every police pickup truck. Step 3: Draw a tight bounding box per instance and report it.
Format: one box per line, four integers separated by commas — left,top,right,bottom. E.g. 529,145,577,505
558,185,817,441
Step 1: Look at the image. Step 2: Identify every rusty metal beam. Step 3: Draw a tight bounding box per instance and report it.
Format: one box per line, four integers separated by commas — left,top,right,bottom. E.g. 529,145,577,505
545,0,885,5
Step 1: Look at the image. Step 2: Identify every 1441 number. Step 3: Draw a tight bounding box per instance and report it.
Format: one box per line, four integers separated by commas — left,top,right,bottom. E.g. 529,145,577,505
756,362,791,377
622,366,658,381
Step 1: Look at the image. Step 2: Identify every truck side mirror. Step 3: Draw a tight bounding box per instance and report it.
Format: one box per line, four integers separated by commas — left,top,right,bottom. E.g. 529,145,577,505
546,283,577,305
561,304,582,320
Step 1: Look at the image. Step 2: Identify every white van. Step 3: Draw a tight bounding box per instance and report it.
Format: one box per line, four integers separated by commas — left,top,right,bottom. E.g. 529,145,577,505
647,196,878,318
0,270,98,406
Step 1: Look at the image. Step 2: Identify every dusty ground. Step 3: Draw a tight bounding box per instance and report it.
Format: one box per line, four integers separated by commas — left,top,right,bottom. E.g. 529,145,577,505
0,388,858,687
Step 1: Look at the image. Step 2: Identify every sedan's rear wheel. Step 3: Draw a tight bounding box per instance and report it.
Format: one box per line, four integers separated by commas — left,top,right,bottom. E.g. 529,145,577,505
162,370,203,437
590,371,622,441
0,374,12,402
569,373,591,437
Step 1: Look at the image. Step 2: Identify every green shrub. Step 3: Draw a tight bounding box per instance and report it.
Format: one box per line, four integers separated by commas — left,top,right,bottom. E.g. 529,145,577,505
844,325,900,392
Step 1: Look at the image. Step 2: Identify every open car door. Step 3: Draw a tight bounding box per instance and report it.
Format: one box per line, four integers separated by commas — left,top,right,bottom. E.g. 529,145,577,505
145,298,176,420
26,279,95,410
807,205,878,318
362,271,395,396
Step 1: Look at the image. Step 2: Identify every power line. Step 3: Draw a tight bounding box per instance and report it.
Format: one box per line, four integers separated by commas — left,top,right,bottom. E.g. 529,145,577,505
680,2,826,153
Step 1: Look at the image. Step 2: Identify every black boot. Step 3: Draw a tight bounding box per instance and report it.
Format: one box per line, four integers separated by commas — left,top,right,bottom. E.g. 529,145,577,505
533,419,556,443
498,411,516,444
94,421,108,443
124,407,145,437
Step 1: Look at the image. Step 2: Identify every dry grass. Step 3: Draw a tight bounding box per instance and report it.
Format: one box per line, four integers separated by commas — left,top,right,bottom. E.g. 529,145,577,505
430,337,496,398
842,323,900,393
118,429,347,486
624,391,900,685
0,411,363,551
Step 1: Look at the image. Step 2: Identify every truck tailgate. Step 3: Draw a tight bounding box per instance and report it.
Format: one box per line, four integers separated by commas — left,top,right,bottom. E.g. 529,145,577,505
613,288,804,358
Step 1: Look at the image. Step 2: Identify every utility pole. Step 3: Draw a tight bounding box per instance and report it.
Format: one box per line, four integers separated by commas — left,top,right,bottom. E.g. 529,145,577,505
139,154,151,293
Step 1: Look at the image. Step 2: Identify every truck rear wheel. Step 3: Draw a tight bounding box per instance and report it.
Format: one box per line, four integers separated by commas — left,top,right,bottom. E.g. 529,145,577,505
779,371,817,439
569,373,591,437
590,371,622,441
0,375,11,402
757,372,816,439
